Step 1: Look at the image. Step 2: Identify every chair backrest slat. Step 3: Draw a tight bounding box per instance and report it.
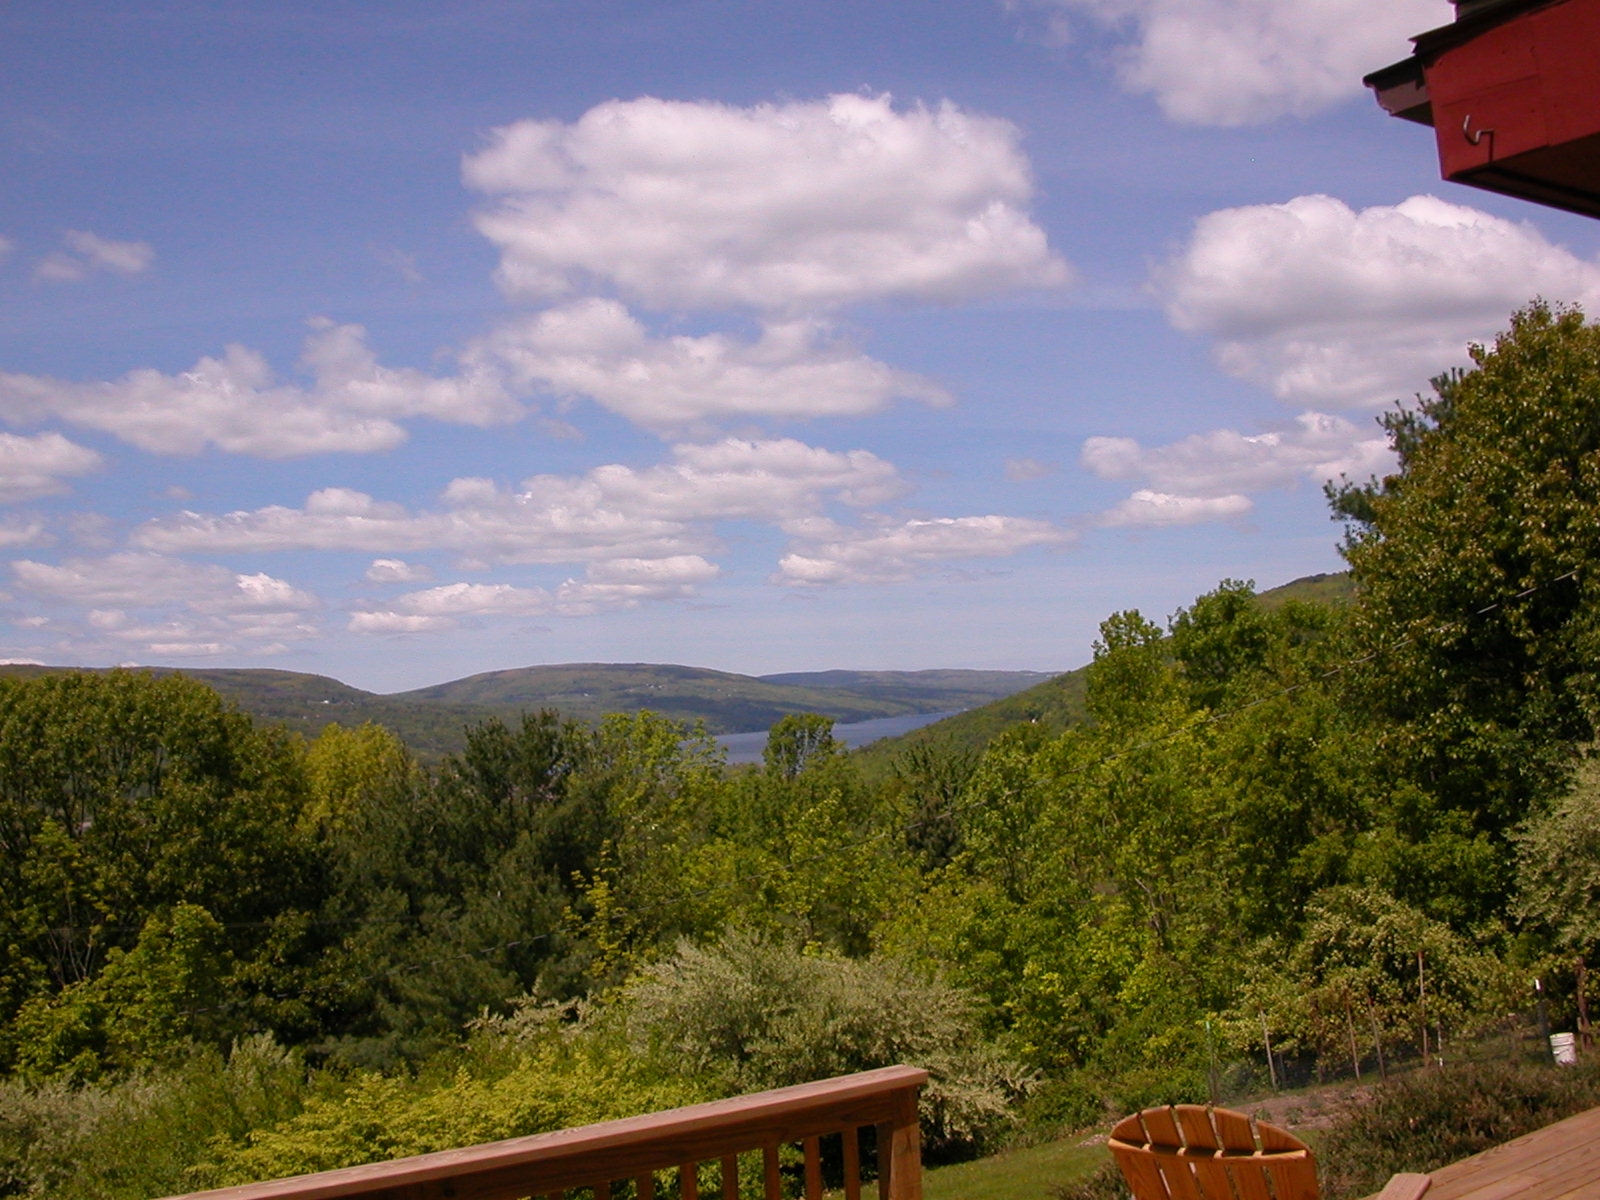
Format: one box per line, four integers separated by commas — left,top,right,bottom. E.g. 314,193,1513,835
1107,1105,1319,1200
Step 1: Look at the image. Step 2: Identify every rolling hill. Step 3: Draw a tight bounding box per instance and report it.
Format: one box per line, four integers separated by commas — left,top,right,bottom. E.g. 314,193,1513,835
849,571,1354,770
0,661,1051,759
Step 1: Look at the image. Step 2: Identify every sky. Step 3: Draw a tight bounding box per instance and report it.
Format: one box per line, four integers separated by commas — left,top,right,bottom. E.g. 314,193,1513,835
5,0,1600,694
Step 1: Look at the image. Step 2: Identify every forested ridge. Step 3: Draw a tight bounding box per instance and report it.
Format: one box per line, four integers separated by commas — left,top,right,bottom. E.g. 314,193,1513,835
7,304,1600,1198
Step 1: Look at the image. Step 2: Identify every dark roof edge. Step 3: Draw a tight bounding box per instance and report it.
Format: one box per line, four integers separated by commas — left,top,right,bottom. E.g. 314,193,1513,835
1413,0,1570,58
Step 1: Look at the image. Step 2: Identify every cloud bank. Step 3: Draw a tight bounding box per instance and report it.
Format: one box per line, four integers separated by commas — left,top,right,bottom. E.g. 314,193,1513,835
1084,410,1393,526
0,320,517,457
1026,0,1451,125
1159,194,1600,409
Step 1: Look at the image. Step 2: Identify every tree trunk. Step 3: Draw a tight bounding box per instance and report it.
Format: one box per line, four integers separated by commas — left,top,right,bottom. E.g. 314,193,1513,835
1578,956,1592,1054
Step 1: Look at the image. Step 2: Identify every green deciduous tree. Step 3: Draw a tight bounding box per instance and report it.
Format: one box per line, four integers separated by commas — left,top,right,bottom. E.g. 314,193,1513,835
1330,303,1600,913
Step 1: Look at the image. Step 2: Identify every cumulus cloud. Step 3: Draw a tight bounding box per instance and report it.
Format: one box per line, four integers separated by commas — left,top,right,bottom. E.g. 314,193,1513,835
1084,410,1392,495
1158,194,1600,409
0,319,518,457
775,514,1069,585
364,557,434,583
1026,0,1450,125
351,555,721,632
464,92,1068,312
8,552,320,656
0,432,102,501
35,229,155,282
135,438,907,566
1083,410,1392,527
556,555,721,614
1098,490,1253,527
477,299,949,430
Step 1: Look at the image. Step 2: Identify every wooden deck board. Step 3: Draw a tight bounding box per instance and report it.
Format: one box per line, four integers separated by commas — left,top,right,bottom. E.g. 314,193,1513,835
1412,1106,1600,1200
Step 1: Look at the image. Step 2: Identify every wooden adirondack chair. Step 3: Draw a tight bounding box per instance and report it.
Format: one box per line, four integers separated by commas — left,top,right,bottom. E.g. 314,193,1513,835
1107,1104,1431,1200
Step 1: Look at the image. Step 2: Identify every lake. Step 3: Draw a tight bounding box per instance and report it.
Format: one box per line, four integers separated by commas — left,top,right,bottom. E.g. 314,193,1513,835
717,710,959,765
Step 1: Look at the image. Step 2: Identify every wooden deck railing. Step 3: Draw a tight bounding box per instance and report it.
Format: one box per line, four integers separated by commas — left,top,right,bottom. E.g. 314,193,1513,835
160,1064,929,1200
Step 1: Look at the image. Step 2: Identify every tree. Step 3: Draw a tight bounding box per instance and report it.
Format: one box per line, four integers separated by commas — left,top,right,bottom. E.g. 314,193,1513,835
1514,755,1600,1049
0,670,315,1068
762,713,839,779
1329,303,1600,916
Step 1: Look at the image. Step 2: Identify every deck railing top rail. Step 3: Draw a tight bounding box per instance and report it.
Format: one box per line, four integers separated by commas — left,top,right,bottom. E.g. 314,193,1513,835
160,1063,930,1200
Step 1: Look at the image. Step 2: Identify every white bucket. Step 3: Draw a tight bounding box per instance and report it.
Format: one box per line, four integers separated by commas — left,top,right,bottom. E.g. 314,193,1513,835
1551,1032,1578,1065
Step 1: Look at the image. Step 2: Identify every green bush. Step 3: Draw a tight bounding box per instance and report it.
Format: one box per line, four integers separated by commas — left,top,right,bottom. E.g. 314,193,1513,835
1317,1058,1600,1200
615,929,1034,1157
198,1031,701,1186
0,1034,310,1200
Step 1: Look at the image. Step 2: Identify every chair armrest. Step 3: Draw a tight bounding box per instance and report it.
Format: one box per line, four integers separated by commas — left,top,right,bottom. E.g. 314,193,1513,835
1369,1173,1431,1200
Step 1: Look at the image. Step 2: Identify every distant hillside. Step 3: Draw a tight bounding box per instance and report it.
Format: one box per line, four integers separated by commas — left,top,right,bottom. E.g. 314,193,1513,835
0,665,498,760
0,661,1050,759
759,668,1052,709
851,571,1353,771
393,663,1046,734
0,575,1345,764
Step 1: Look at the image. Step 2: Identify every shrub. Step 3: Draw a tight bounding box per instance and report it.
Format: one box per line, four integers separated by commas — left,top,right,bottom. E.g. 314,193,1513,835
615,929,1035,1157
0,1035,309,1199
1317,1058,1600,1200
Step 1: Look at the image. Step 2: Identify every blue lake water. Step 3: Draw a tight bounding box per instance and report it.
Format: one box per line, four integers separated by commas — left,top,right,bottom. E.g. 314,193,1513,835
717,710,960,765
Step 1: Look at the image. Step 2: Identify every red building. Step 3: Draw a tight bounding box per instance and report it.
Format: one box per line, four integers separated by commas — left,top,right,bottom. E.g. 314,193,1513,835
1365,0,1600,219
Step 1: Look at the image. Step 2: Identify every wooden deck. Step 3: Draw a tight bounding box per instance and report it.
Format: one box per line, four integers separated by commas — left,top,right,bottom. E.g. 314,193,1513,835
1409,1105,1600,1200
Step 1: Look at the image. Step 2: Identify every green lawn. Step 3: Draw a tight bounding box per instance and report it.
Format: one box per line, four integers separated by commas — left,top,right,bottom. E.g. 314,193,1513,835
922,1135,1106,1200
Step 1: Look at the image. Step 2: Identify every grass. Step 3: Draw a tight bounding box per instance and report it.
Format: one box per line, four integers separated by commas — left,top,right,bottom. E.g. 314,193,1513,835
922,1134,1107,1200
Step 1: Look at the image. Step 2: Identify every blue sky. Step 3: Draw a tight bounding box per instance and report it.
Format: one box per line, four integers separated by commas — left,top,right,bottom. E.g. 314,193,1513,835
4,0,1600,693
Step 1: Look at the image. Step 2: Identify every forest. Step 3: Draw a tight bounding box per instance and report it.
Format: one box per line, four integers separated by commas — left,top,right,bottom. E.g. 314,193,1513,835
6,302,1600,1198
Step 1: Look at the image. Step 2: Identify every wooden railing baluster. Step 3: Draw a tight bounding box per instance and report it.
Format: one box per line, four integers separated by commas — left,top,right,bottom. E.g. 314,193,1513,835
876,1121,893,1200
639,1174,656,1200
843,1126,862,1200
803,1135,822,1200
721,1154,739,1200
762,1142,782,1200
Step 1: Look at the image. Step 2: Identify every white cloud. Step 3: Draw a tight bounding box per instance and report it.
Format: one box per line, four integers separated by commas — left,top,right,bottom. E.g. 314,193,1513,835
478,299,949,430
1083,410,1392,528
348,611,455,634
8,552,320,655
1100,490,1254,527
1158,194,1600,409
0,431,102,501
775,514,1069,585
135,438,906,566
350,582,551,632
351,555,721,631
364,557,435,583
0,517,46,548
0,320,518,457
556,555,720,614
1028,0,1451,125
1084,410,1392,494
35,229,155,282
464,92,1068,312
